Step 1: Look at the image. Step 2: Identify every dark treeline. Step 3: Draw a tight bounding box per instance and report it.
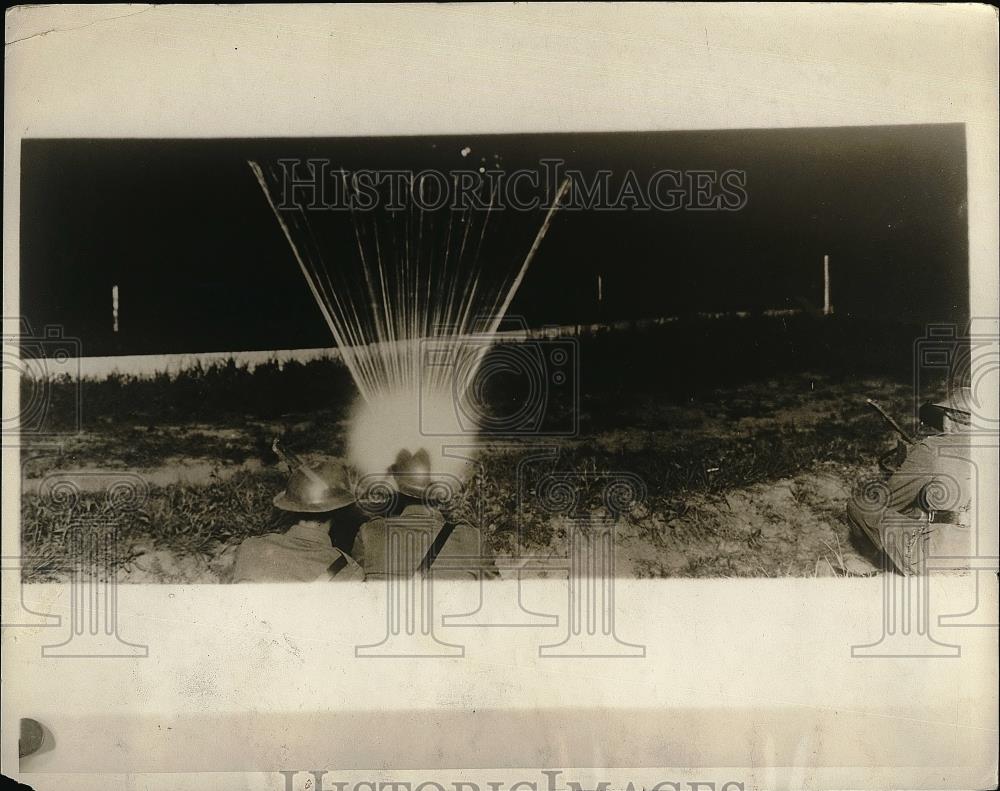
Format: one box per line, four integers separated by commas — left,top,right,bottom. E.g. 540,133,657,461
30,315,945,432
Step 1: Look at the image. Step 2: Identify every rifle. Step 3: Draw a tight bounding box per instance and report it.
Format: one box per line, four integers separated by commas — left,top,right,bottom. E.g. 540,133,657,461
865,399,915,474
272,437,325,486
865,399,916,444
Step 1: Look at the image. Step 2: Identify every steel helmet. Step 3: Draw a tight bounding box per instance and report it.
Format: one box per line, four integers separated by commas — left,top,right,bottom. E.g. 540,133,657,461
388,448,434,498
920,386,974,434
273,459,356,513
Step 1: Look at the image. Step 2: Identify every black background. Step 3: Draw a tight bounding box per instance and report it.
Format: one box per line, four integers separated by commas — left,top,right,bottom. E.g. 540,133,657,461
20,124,968,356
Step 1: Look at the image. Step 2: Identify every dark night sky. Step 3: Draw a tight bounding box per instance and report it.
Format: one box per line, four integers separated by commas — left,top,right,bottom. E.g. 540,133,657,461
20,125,968,357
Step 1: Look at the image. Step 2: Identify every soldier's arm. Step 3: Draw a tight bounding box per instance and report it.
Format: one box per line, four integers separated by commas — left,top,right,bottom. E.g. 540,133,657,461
886,443,937,512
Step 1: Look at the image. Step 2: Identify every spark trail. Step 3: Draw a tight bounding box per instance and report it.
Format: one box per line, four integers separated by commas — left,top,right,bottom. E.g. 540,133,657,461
250,159,570,478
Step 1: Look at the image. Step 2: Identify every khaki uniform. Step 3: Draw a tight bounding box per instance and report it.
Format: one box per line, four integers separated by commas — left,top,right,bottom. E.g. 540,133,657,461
231,522,362,582
847,434,973,575
352,504,494,579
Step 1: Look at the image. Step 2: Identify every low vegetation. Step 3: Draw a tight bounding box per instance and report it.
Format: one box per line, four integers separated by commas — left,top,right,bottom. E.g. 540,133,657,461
19,316,942,580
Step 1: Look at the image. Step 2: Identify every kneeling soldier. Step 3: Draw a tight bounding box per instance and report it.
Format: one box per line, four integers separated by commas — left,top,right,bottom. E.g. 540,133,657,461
352,448,495,579
232,451,363,583
846,390,974,575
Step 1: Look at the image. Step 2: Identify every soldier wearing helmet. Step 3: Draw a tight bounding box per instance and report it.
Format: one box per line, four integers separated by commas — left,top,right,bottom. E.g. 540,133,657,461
351,447,495,579
231,443,364,583
846,388,974,575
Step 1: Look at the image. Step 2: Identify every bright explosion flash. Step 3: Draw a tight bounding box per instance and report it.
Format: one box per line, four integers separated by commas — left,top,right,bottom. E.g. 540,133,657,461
346,385,478,487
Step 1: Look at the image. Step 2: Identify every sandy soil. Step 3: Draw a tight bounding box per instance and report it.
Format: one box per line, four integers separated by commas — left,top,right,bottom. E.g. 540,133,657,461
611,463,879,577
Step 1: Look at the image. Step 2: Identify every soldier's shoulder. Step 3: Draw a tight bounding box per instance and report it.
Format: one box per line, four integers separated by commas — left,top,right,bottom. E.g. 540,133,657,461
358,516,388,530
398,504,443,520
438,523,489,557
354,518,389,545
921,432,973,451
234,534,267,553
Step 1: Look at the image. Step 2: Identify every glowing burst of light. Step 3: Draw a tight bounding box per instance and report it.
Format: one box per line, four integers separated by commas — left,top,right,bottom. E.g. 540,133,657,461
346,386,477,487
250,161,571,491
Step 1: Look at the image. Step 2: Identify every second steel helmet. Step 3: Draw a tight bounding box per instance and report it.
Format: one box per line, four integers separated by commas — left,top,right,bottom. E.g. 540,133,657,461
388,448,434,498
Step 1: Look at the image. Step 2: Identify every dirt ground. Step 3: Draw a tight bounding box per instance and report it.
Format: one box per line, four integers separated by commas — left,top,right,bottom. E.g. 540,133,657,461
21,371,911,581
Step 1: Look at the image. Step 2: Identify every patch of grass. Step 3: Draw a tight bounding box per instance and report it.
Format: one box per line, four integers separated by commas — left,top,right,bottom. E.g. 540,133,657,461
144,469,287,555
21,469,288,579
